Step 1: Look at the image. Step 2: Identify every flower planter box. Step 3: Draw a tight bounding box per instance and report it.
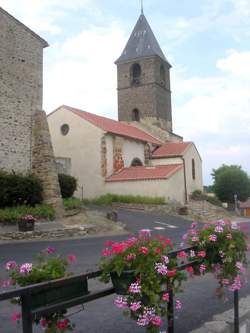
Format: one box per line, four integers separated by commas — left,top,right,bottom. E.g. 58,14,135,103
18,220,35,232
31,278,89,309
110,270,136,295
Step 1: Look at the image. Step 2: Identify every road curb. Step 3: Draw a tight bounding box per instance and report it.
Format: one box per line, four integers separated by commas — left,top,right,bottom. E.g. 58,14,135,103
190,295,250,332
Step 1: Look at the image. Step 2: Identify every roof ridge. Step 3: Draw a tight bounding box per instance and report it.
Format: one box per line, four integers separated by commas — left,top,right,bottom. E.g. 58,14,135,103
63,105,162,144
50,105,162,145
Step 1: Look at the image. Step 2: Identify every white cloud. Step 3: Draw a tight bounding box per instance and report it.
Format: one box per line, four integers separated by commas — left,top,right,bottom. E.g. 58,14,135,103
216,50,250,78
0,0,90,33
172,50,250,183
44,23,127,118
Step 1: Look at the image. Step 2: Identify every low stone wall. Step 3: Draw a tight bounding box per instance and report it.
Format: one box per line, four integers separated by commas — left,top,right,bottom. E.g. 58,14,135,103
191,295,250,332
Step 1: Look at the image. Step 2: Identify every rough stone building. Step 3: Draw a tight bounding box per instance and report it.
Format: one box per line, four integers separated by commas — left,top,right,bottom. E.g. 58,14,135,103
0,7,63,214
48,12,203,204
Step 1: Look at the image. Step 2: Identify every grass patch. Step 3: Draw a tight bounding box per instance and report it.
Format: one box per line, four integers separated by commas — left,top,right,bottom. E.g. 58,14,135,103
63,198,83,210
90,193,165,205
0,204,55,223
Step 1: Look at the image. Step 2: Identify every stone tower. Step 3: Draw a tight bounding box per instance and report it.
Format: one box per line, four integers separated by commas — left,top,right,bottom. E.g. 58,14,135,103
0,7,64,217
116,13,172,133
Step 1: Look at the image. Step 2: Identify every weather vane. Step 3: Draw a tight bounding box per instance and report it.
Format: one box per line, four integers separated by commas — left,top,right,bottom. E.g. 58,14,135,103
141,0,144,14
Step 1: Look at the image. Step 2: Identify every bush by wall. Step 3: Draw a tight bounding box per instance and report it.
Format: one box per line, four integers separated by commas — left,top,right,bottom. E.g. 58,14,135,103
0,171,43,208
0,204,55,223
58,174,77,198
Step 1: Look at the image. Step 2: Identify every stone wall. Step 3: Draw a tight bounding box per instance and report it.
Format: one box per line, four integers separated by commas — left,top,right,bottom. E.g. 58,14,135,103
0,8,45,173
32,111,64,217
0,7,63,217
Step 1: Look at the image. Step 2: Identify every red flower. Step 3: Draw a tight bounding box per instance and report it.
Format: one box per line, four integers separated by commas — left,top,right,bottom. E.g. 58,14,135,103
140,246,149,255
178,251,187,258
167,269,177,277
67,255,76,263
101,248,112,257
104,240,114,247
154,247,162,254
56,319,69,329
185,266,194,274
197,251,206,258
111,242,127,254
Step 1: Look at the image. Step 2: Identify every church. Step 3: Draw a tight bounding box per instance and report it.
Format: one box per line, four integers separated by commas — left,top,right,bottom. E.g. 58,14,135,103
48,12,203,204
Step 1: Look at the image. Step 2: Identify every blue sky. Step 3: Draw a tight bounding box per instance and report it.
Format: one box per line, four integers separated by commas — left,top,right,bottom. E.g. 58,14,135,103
1,0,250,185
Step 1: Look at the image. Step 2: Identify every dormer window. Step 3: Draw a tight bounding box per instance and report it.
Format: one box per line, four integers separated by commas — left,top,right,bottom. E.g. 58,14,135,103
132,108,140,122
131,63,141,85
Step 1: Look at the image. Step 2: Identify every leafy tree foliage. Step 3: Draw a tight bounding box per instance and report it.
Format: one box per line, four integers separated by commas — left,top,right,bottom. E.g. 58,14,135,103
212,165,250,203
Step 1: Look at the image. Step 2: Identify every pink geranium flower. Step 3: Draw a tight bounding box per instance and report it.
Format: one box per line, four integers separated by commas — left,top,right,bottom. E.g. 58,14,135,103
162,292,169,302
67,255,77,263
11,312,21,322
46,246,56,254
5,261,17,271
151,315,162,326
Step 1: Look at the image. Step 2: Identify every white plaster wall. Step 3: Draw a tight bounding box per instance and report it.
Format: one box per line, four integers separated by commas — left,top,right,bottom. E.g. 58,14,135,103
122,138,145,167
105,168,185,204
48,107,105,198
152,157,183,166
183,144,203,197
105,134,145,175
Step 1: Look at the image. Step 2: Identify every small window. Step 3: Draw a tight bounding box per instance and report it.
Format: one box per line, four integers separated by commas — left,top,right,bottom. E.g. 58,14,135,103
61,124,69,136
192,159,196,180
131,63,141,85
132,109,140,122
160,64,166,84
131,158,143,167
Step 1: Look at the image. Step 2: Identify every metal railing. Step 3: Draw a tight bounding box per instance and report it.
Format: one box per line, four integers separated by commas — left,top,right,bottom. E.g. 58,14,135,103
0,246,240,333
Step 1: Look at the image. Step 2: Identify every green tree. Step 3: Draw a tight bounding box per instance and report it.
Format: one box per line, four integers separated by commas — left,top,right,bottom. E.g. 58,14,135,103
212,164,250,203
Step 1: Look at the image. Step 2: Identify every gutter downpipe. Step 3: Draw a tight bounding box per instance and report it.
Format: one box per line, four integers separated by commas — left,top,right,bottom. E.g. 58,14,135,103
181,157,188,204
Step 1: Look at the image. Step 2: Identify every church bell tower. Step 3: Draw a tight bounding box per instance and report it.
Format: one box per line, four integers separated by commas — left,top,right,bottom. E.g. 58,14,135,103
116,13,173,132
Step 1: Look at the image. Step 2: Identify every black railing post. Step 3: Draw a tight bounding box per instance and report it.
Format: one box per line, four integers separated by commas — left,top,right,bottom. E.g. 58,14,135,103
234,290,239,333
167,289,174,333
21,295,33,333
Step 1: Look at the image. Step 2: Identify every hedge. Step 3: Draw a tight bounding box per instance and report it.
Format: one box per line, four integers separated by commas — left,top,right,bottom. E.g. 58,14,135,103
0,171,43,208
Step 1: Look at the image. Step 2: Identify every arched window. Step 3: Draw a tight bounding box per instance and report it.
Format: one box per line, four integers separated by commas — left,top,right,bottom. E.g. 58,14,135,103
132,108,140,122
192,159,196,180
160,64,166,84
131,63,141,85
131,158,143,167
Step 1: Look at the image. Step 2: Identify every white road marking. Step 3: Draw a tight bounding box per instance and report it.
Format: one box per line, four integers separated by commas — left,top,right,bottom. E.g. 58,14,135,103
154,221,178,229
154,227,166,230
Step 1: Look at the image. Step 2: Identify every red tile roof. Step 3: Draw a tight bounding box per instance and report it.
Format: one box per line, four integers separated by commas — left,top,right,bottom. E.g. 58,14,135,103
239,199,250,209
55,105,162,145
152,142,192,157
106,164,183,182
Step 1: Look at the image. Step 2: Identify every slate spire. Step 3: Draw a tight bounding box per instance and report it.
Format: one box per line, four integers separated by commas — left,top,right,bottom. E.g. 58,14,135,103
116,14,171,66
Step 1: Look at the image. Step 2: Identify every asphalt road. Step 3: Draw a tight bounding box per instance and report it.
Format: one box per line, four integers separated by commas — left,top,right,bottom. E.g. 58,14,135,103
0,209,249,333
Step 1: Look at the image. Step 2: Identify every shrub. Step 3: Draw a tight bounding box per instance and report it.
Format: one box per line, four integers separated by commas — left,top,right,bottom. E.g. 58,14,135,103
0,171,43,208
92,194,165,205
58,174,77,198
191,190,222,207
0,204,55,223
63,198,82,210
205,195,222,207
